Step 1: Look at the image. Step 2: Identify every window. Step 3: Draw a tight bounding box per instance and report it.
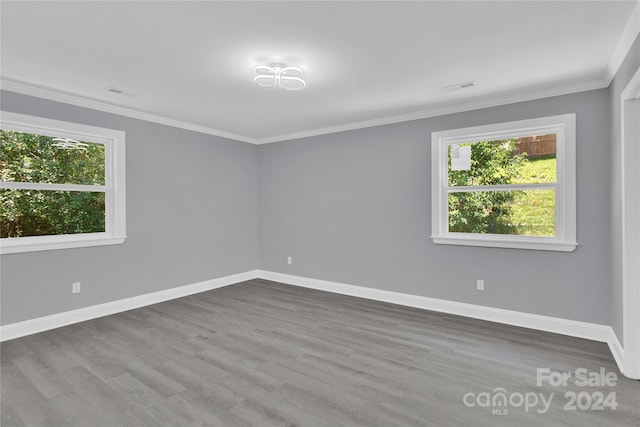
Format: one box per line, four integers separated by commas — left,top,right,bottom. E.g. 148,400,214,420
1,112,126,254
431,114,576,251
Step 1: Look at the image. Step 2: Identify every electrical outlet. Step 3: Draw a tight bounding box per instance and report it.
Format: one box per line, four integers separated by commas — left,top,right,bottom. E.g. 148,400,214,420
476,280,485,291
287,256,292,265
72,282,81,293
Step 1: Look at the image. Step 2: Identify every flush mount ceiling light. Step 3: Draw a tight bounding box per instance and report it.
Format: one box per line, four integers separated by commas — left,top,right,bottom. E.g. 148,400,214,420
254,63,306,91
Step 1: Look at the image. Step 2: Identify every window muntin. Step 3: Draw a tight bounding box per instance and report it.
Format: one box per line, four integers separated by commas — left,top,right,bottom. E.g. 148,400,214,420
0,112,126,253
431,114,576,251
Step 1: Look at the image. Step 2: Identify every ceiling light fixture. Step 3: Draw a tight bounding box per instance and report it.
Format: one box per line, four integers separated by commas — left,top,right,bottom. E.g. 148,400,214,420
254,63,306,91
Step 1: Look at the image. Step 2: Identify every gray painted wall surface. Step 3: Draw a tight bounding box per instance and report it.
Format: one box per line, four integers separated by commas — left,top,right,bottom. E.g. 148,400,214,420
1,90,259,325
258,89,612,325
609,35,640,344
2,53,631,329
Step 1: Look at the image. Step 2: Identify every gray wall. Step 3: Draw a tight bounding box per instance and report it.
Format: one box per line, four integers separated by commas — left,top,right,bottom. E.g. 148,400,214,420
1,90,259,325
3,44,635,331
609,34,640,343
258,89,612,325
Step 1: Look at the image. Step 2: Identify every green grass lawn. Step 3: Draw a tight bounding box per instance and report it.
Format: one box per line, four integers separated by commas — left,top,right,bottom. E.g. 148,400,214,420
509,156,556,236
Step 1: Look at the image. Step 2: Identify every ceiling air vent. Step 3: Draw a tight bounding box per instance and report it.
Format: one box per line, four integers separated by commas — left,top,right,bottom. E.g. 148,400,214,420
106,87,136,97
442,81,475,92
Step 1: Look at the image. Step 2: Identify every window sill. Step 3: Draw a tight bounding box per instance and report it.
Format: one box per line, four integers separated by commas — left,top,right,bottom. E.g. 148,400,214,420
1,234,127,254
431,235,577,252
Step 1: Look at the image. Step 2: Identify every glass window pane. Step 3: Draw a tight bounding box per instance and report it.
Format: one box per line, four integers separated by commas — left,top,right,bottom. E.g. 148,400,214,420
0,129,105,185
448,190,555,236
448,134,556,187
1,189,105,238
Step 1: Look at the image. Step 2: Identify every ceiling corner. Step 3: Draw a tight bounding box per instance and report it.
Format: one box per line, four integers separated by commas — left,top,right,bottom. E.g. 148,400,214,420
603,0,640,85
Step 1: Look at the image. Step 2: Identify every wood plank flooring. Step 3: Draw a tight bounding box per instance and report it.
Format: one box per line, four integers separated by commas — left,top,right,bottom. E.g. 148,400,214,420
2,279,639,426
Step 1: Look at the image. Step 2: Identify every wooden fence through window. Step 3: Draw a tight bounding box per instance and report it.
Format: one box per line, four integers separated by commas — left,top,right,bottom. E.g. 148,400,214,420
513,134,556,158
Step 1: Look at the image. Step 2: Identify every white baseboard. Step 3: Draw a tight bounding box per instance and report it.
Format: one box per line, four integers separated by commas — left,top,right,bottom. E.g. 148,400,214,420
607,332,626,377
0,270,259,342
257,270,626,375
1,268,626,377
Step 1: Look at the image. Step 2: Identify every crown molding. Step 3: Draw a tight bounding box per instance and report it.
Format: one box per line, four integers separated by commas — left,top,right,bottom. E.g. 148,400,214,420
604,0,640,85
1,75,607,146
0,78,259,144
2,0,635,147
255,77,607,144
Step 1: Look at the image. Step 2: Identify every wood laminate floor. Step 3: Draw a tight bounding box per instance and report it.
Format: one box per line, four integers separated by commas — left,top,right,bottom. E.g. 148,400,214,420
1,279,639,427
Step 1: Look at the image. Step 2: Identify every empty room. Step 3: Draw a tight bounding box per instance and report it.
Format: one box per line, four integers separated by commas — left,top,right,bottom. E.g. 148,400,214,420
1,1,640,426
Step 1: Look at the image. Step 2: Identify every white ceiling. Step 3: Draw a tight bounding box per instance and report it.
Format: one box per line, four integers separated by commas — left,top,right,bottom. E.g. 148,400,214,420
1,1,638,144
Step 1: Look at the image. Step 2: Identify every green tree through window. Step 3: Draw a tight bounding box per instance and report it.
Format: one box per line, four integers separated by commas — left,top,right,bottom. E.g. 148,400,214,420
448,139,527,234
1,130,106,238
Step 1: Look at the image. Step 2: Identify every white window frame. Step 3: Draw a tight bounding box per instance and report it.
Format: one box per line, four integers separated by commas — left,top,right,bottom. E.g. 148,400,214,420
0,112,126,254
431,113,576,252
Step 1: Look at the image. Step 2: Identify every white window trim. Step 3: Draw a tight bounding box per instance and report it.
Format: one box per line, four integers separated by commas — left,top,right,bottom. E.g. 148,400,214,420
431,113,577,252
0,112,126,254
